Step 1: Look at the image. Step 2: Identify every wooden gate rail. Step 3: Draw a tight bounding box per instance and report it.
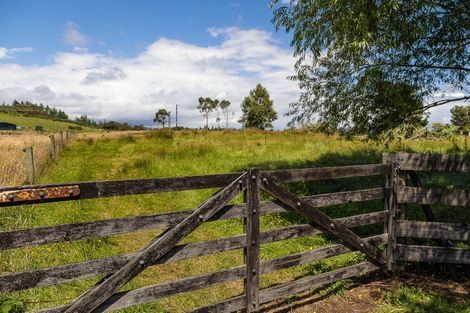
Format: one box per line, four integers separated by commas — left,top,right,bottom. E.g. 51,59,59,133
0,163,389,207
37,234,387,313
383,152,470,172
2,153,469,313
259,175,387,267
384,152,470,268
0,188,386,250
0,211,388,293
189,262,379,313
398,187,470,206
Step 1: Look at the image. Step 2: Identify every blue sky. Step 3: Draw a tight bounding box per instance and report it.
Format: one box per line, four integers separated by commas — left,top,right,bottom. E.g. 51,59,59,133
1,1,292,66
0,0,457,128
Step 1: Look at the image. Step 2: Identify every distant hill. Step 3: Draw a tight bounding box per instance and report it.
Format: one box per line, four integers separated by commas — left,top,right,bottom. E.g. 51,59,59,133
0,113,94,132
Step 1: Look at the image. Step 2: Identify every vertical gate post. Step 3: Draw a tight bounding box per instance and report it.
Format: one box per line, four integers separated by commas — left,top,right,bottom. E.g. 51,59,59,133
245,168,260,312
23,146,35,185
386,161,399,272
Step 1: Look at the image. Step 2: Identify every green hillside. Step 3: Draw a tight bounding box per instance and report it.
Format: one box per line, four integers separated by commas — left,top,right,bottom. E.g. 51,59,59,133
0,113,93,132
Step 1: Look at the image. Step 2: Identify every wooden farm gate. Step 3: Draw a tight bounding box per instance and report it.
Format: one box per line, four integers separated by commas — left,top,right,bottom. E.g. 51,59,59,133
0,152,468,312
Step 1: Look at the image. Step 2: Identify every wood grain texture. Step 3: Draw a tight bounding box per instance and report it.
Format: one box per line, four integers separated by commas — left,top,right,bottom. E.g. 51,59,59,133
1,211,388,293
260,175,387,267
396,220,470,241
383,152,470,172
189,261,379,313
0,188,386,250
63,173,246,313
34,234,387,313
396,245,470,264
398,187,470,206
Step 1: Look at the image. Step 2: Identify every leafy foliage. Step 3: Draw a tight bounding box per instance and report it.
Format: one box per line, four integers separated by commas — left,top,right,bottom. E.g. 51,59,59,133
197,97,219,128
239,84,278,130
271,0,470,140
154,108,170,128
450,105,470,133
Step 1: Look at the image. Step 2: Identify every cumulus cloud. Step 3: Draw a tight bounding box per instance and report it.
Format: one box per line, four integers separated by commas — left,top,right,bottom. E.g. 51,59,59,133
63,22,89,46
82,67,127,84
0,47,33,59
0,27,300,128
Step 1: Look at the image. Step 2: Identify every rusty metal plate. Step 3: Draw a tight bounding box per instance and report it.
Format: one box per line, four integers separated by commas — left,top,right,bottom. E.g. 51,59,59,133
0,185,80,204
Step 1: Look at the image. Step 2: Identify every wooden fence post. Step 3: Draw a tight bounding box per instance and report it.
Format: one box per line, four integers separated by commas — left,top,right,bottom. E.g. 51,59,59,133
245,168,260,312
60,132,64,150
386,161,399,272
23,146,35,185
49,135,56,159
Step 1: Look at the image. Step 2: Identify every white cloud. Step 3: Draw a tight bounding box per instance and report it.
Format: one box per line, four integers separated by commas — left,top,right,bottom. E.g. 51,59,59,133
0,27,300,129
63,22,89,46
0,47,33,59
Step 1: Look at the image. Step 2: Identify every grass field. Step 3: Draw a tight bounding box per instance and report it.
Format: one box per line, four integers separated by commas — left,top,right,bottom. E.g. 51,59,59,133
0,129,469,312
0,113,93,132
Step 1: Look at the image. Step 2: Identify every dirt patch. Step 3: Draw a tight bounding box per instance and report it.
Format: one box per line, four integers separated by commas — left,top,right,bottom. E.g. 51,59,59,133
262,272,470,313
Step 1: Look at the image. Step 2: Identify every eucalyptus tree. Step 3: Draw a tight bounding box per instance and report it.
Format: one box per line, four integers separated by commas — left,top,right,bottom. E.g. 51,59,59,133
153,108,169,128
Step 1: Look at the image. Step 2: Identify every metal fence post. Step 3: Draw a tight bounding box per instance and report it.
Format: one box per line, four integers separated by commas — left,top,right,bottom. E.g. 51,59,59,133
245,168,260,312
23,146,35,185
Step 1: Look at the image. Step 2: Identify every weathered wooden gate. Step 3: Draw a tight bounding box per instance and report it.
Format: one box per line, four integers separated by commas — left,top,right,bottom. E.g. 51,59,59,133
0,152,468,312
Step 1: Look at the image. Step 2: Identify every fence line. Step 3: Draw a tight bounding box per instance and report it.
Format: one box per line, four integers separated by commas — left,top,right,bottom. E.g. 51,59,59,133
0,152,468,312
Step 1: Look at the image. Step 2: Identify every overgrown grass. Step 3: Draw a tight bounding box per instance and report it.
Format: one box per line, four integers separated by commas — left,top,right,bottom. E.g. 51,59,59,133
0,130,469,312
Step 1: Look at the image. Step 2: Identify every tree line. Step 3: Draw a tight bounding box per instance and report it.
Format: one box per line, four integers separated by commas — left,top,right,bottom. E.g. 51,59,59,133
154,83,278,130
0,100,68,120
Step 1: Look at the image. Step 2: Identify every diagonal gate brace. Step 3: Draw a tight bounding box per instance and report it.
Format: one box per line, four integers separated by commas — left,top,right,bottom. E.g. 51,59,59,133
64,173,247,313
260,175,386,268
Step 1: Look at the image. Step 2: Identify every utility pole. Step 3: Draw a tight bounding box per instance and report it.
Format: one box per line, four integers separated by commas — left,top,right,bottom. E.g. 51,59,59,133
168,111,171,129
175,104,178,128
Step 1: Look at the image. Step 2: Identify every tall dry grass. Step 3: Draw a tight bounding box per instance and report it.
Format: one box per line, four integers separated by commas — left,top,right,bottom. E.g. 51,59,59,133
0,132,53,186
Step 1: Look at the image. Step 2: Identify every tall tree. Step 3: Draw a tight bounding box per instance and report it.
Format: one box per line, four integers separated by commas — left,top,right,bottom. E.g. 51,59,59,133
271,0,470,140
239,84,278,130
219,100,231,128
197,97,219,128
153,108,169,128
451,105,470,133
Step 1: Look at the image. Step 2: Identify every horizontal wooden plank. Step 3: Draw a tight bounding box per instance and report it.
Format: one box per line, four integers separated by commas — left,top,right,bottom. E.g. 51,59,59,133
0,188,386,250
190,261,379,313
0,163,387,208
396,220,470,241
0,173,243,207
36,235,387,313
266,164,390,183
398,187,470,206
0,211,388,293
396,245,470,264
383,152,470,172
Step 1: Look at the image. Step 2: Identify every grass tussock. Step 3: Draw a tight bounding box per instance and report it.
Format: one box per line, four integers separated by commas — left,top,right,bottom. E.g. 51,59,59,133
0,132,52,186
